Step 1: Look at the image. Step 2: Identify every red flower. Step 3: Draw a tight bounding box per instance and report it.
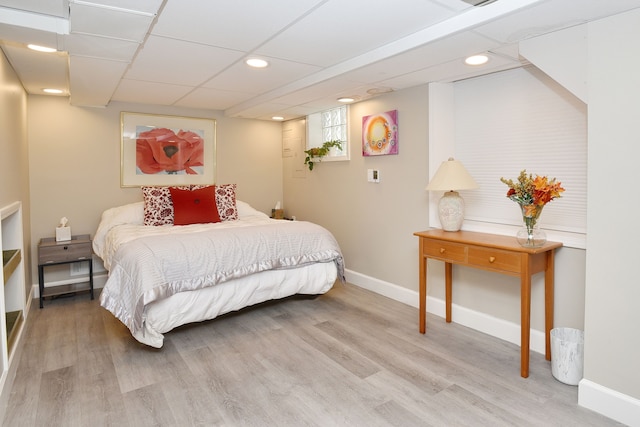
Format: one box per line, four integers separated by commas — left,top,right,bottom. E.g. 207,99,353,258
136,128,204,174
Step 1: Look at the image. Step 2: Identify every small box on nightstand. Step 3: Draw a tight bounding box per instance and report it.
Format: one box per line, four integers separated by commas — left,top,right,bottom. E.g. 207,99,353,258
55,226,71,242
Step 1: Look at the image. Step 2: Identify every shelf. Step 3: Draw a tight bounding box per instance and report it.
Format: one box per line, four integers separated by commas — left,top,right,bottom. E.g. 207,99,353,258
6,310,23,354
2,249,21,284
42,282,92,299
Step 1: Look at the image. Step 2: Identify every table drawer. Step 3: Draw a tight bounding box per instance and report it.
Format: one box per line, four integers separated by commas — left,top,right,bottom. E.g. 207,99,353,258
467,246,521,273
423,240,467,263
38,242,92,264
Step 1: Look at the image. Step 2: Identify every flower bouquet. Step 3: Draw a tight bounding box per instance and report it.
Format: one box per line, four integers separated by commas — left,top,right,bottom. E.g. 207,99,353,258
500,170,565,247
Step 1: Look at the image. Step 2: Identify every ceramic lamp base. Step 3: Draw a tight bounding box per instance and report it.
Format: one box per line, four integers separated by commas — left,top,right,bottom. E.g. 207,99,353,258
438,191,464,231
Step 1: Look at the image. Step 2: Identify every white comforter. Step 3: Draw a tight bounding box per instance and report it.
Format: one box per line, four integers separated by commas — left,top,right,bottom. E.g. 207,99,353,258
94,201,344,345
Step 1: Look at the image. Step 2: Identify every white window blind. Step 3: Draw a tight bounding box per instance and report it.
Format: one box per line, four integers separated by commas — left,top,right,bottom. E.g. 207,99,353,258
452,66,587,246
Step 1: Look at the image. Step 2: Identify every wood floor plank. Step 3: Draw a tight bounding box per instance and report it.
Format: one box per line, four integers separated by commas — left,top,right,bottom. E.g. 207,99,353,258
122,384,177,426
35,366,81,426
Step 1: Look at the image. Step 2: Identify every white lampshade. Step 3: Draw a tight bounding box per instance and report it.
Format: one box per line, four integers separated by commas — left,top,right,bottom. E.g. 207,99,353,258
425,157,478,192
426,158,478,231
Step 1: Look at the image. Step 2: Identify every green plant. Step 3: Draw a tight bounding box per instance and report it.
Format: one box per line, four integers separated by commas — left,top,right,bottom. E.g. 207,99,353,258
304,140,343,171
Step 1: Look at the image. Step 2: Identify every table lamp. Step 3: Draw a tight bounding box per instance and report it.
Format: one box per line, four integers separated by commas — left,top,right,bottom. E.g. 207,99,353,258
426,157,478,231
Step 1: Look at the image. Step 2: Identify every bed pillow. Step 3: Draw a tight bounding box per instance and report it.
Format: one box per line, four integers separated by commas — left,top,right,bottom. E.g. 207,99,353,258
169,186,221,225
142,186,175,226
214,183,238,221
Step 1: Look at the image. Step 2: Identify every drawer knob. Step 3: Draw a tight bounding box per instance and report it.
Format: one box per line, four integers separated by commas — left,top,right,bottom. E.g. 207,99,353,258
440,248,446,254
63,246,68,250
489,256,496,263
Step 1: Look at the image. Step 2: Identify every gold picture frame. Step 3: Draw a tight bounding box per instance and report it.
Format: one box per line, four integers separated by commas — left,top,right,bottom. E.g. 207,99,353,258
120,112,216,187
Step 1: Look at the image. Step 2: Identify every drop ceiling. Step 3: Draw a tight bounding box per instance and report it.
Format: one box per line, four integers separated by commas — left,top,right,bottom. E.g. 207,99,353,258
1,0,639,120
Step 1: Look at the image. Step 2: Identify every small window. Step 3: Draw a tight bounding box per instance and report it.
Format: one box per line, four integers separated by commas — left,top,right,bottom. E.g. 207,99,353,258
306,105,349,162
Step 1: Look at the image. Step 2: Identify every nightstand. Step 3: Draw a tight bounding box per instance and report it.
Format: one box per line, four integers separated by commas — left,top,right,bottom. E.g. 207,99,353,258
38,234,94,308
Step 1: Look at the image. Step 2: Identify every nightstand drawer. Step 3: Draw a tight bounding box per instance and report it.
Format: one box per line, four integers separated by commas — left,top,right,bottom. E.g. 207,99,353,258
38,235,92,264
423,240,467,263
467,246,520,273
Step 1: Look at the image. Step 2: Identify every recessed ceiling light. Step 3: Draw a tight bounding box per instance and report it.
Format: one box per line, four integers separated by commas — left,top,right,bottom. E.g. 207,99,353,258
28,44,57,53
43,88,64,94
245,58,269,68
272,116,284,121
465,54,489,66
338,96,359,103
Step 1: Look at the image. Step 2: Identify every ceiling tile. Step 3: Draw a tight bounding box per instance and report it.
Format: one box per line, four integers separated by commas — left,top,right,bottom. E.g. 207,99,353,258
0,0,68,18
63,33,140,60
80,0,164,15
150,0,325,51
202,57,321,93
2,44,68,93
111,79,195,106
173,87,256,111
69,2,155,42
123,35,245,86
68,56,129,106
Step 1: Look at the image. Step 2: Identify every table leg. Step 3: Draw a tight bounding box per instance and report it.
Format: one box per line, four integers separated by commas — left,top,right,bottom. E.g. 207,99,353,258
520,254,532,378
544,250,555,361
419,239,427,334
445,262,452,323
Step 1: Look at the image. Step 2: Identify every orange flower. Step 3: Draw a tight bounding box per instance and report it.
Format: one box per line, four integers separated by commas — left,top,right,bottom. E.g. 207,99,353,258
500,169,565,214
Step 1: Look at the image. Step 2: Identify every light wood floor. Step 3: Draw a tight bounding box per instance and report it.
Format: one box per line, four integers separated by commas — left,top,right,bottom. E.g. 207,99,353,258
2,283,621,426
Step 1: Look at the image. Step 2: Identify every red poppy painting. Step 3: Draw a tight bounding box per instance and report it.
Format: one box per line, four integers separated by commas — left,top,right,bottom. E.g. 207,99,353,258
121,112,216,187
135,127,205,175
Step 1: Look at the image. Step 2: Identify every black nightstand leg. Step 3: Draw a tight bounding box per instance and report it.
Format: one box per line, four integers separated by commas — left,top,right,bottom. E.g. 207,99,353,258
38,265,44,308
89,259,94,300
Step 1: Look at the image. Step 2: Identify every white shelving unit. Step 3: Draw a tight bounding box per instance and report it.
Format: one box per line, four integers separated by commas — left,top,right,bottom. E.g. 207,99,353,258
0,201,26,400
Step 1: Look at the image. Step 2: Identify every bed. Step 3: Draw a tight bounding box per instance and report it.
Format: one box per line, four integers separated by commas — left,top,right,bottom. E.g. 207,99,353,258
93,186,343,348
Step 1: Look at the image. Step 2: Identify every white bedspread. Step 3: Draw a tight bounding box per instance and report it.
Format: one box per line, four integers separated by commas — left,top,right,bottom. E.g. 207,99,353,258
95,202,344,343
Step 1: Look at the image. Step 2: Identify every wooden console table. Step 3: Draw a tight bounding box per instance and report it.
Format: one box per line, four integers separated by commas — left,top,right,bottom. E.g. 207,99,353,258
414,229,562,378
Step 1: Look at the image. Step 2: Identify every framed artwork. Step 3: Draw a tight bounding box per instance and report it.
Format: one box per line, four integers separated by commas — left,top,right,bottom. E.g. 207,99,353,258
121,112,216,187
362,109,398,156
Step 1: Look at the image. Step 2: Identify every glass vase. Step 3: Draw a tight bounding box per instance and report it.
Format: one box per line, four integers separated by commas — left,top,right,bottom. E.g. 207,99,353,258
517,205,547,248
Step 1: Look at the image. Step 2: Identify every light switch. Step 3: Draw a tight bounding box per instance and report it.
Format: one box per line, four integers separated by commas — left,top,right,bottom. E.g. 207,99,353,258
367,169,380,183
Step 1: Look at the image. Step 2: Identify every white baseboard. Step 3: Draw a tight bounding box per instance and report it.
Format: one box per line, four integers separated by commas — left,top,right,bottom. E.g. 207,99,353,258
578,379,640,427
344,268,546,354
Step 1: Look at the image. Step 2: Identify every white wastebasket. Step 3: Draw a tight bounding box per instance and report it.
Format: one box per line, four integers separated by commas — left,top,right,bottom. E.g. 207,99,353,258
551,327,584,385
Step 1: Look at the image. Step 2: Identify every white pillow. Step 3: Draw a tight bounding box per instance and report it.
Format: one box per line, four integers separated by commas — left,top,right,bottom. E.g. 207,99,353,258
236,200,269,219
93,202,144,258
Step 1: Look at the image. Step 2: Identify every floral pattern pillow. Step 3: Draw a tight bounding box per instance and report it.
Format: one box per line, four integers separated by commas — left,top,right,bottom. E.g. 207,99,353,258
142,184,238,225
214,184,238,221
142,186,175,226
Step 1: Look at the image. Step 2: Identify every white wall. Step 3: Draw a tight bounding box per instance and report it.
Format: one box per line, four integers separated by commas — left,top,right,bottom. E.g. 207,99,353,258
579,9,640,424
283,86,430,295
521,9,640,424
0,50,31,295
27,96,284,285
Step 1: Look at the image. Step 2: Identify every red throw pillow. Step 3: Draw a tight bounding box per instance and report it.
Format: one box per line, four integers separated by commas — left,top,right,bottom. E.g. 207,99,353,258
169,186,221,225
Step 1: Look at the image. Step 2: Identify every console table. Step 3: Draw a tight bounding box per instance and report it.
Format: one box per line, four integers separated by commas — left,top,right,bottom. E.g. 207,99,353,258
414,229,562,378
